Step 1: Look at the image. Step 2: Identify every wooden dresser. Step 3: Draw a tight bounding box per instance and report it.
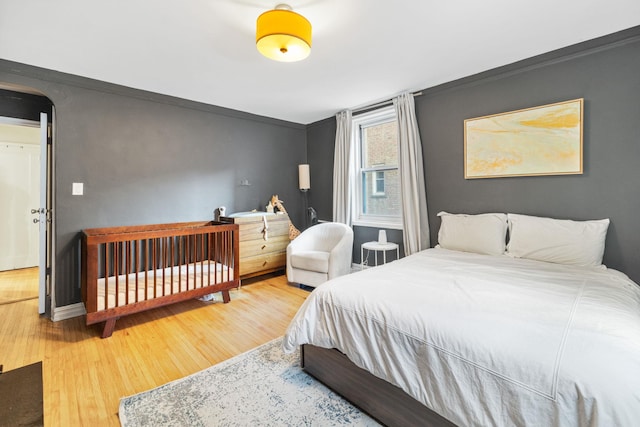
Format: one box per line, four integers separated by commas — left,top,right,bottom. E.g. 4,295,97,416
220,213,290,278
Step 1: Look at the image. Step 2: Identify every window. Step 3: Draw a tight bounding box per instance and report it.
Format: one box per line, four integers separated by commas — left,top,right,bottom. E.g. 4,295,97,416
351,106,402,229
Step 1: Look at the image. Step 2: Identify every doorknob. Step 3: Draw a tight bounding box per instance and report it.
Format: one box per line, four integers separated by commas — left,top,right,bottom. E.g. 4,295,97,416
33,218,40,223
31,208,44,214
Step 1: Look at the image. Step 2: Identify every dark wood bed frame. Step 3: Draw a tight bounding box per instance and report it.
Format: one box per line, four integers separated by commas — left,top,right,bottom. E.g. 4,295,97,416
301,344,457,427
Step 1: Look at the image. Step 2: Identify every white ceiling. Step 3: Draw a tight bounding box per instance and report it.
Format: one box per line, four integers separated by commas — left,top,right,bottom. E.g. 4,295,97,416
1,1,639,124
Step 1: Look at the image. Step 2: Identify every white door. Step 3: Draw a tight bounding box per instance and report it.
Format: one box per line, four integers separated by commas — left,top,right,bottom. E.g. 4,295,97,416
0,121,40,271
38,112,49,314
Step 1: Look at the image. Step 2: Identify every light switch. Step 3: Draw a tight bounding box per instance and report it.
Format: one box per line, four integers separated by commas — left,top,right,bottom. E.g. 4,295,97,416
72,182,84,195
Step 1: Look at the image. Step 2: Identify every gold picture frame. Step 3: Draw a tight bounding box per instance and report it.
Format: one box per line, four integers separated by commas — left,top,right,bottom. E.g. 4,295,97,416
464,98,584,179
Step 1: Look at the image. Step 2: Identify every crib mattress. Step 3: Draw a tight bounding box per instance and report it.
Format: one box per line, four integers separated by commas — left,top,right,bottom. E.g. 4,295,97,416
95,263,233,311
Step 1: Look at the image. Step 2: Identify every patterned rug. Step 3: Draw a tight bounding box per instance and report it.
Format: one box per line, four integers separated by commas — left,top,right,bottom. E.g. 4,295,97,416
119,337,380,426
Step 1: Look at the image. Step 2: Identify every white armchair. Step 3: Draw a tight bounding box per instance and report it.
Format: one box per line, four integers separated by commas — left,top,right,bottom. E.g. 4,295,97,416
286,222,354,288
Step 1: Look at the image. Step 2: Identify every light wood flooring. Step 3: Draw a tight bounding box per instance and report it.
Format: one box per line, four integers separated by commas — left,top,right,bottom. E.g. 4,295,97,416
0,270,310,426
0,267,39,305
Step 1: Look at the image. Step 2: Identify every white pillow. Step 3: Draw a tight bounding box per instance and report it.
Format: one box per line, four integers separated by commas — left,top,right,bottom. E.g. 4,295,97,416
506,213,609,268
437,211,508,256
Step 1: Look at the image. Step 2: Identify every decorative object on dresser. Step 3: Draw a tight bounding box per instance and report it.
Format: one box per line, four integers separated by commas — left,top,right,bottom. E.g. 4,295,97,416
82,221,239,338
220,212,291,279
270,194,301,239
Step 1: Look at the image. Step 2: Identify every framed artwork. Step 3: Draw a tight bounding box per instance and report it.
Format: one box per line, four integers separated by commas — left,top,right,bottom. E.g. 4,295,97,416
464,98,583,179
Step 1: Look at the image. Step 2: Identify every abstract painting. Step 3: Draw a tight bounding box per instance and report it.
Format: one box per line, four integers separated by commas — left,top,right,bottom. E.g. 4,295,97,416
464,99,583,179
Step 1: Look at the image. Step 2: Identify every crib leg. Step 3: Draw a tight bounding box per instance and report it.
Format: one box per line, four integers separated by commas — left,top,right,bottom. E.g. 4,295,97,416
221,290,231,304
101,318,117,338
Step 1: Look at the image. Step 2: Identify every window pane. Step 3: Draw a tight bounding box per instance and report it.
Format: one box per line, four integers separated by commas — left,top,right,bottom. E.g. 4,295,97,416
362,121,398,168
362,169,400,216
375,171,385,194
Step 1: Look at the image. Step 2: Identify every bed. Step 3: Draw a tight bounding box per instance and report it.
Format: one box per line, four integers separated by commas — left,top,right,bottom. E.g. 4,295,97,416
283,212,640,426
82,221,239,338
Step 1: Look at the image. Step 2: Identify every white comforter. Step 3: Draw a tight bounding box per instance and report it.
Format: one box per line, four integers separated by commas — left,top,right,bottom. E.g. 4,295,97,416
283,248,640,426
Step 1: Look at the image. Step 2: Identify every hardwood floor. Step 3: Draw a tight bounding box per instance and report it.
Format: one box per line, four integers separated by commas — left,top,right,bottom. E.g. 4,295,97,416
0,271,310,426
0,267,39,304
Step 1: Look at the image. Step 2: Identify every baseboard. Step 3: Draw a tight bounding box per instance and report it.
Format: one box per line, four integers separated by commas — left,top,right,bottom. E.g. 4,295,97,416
51,302,86,322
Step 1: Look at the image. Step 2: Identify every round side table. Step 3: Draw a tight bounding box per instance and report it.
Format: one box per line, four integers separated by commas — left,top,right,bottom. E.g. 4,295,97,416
361,241,399,269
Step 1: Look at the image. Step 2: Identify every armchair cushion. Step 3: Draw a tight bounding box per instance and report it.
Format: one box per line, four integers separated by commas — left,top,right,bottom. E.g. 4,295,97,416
290,251,330,273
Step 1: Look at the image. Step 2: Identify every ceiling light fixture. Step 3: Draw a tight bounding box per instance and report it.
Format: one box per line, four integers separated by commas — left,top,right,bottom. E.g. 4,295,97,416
256,4,312,62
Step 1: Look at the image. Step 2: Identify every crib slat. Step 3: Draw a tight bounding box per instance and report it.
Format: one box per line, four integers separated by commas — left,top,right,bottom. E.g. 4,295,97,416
104,243,109,311
225,229,230,283
220,230,225,282
186,235,191,292
186,235,190,291
170,237,175,295
200,233,205,288
162,238,173,296
152,238,157,299
115,242,120,308
159,237,163,296
196,234,199,287
195,234,198,287
145,238,150,301
131,241,135,302
213,232,218,285
124,241,131,305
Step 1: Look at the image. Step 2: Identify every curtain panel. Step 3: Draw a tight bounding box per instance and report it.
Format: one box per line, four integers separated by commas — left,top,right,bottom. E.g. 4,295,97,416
394,93,430,254
332,110,353,225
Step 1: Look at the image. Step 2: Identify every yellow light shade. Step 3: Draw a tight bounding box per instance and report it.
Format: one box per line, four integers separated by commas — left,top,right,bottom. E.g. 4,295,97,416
256,6,312,62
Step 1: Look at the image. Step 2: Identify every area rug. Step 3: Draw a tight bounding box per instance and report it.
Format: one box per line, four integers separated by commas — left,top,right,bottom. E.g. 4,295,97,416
0,361,44,427
119,337,380,426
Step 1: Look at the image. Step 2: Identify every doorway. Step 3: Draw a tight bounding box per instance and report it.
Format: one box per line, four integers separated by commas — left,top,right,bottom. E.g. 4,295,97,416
0,115,51,313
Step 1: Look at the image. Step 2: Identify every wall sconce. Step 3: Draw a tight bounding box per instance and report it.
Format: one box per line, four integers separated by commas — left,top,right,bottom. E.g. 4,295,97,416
298,164,310,192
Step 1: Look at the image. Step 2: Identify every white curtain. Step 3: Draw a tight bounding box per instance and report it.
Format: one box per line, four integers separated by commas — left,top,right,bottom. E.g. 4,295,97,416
394,93,429,255
332,110,353,225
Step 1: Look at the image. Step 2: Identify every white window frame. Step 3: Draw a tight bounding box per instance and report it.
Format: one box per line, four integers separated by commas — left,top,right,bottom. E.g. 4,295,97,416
351,105,403,230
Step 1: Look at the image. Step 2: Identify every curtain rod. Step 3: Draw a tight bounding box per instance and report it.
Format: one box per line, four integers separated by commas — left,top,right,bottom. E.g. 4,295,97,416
351,91,423,114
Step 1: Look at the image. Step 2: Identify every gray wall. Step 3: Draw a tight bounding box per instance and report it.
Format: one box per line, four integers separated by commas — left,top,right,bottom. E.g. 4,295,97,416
306,117,335,222
307,27,640,282
0,60,307,308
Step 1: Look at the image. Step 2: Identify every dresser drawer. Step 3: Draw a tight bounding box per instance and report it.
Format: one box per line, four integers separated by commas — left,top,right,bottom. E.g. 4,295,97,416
240,251,287,276
237,220,290,242
239,235,290,258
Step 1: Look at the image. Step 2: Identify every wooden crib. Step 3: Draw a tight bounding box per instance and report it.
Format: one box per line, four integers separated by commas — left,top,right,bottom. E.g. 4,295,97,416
81,221,239,338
